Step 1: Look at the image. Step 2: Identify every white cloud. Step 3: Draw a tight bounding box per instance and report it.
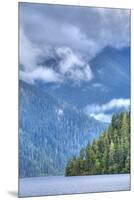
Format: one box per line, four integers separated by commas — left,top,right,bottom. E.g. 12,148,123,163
19,30,93,84
20,67,62,84
90,113,111,123
19,4,130,84
56,47,93,82
20,4,130,58
84,98,130,123
102,98,130,111
19,28,41,71
85,98,130,113
20,30,62,84
56,47,83,73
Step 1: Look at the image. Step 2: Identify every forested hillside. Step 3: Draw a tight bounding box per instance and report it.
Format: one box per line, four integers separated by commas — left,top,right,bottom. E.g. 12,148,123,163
65,111,130,176
19,80,107,178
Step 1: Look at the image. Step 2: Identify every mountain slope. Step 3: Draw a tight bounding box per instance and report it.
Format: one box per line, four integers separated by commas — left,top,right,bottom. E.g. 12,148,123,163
65,111,130,176
19,80,107,178
35,47,130,108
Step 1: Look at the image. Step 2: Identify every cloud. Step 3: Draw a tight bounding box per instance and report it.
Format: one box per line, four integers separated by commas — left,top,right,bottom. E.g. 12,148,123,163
95,8,130,49
102,98,130,111
85,98,130,113
19,29,93,84
20,29,63,83
56,47,93,82
19,3,130,84
84,98,130,123
19,28,41,72
90,113,112,123
20,67,62,84
20,3,130,56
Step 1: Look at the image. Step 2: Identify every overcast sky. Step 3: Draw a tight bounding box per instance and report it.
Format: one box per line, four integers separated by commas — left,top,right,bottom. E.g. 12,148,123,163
19,3,130,84
19,3,130,123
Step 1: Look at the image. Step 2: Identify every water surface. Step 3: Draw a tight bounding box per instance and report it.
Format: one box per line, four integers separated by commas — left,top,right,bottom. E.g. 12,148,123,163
19,174,130,197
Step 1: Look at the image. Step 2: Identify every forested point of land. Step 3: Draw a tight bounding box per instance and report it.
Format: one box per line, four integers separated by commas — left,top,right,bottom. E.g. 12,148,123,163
65,111,130,176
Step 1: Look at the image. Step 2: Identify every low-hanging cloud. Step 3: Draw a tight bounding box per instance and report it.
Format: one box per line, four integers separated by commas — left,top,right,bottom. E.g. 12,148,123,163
84,98,130,123
85,98,130,113
56,47,93,82
20,29,93,84
20,67,62,84
20,28,41,72
90,113,112,123
19,3,130,84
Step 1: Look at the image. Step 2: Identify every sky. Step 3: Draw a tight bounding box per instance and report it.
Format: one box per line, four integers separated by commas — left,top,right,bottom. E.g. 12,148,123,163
19,3,130,123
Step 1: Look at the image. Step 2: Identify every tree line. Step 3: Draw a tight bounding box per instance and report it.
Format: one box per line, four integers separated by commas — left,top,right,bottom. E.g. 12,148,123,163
65,111,130,176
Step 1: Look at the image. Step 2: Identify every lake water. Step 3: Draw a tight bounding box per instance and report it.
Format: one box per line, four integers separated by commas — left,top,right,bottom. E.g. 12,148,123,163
19,174,130,197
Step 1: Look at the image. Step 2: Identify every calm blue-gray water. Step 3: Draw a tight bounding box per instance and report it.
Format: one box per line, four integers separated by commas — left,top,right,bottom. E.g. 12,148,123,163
19,174,130,197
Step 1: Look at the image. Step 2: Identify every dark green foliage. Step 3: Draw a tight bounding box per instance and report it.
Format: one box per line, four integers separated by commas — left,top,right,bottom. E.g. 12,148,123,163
65,111,130,176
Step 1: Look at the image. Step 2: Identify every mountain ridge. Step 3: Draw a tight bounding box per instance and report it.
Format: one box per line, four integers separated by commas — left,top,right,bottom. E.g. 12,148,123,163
19,80,107,177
